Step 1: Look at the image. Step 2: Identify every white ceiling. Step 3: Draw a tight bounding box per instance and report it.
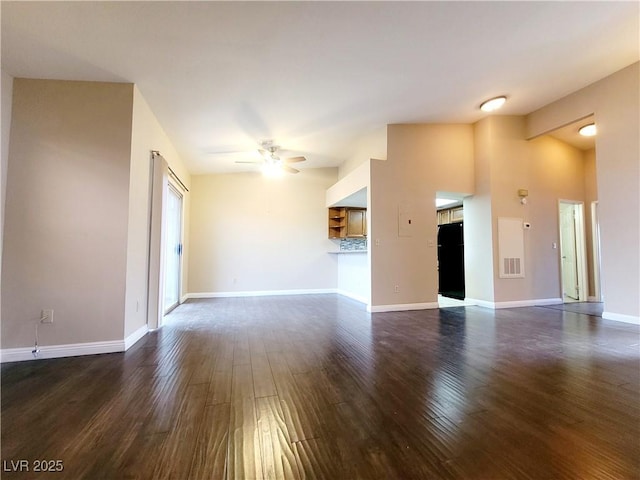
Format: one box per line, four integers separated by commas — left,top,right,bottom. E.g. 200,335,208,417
2,2,638,174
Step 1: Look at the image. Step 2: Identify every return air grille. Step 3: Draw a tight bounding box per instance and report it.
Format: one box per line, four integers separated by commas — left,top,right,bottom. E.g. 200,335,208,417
503,257,522,276
498,217,525,278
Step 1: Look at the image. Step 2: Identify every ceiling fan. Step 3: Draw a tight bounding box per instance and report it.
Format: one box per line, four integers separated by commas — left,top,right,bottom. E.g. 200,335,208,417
235,141,306,174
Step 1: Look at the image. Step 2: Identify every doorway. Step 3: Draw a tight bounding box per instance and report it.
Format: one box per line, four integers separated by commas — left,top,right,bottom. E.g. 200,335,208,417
438,222,465,300
436,197,465,302
559,200,588,303
163,183,183,314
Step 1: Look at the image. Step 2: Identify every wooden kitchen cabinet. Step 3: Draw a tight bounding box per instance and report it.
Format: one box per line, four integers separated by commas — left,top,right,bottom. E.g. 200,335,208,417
437,206,463,225
328,207,366,238
346,208,367,237
328,207,346,238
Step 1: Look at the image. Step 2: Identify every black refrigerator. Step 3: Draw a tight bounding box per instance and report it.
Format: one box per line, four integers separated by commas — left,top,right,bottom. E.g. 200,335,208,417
437,222,465,300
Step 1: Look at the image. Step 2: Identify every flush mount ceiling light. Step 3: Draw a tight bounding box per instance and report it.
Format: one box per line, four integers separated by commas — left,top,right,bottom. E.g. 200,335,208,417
578,123,597,137
480,96,507,112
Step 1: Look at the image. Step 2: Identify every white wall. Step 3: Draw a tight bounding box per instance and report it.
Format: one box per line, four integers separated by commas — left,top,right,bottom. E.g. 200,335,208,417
125,86,190,336
326,159,370,208
326,160,372,305
337,253,369,303
2,79,133,348
188,168,339,295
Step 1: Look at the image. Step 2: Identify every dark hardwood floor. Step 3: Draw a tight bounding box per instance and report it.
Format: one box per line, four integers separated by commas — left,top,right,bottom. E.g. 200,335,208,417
2,295,639,479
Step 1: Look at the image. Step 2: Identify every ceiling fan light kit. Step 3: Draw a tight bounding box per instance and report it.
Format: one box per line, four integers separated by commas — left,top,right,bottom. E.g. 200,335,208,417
234,140,305,175
262,162,284,177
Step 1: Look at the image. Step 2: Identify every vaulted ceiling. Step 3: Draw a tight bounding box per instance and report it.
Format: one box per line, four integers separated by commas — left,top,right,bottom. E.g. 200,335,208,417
2,2,638,173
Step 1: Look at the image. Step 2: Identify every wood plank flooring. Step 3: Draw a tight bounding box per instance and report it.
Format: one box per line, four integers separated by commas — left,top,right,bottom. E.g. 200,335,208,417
2,295,639,479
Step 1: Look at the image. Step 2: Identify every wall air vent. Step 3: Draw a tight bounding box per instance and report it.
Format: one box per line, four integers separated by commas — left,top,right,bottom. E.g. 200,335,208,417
503,257,522,276
498,217,525,278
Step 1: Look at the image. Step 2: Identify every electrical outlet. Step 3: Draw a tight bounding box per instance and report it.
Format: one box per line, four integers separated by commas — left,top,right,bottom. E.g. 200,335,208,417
394,285,400,293
41,309,54,324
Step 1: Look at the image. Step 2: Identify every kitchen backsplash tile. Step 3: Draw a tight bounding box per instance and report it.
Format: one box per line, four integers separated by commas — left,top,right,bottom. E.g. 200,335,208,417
340,238,367,251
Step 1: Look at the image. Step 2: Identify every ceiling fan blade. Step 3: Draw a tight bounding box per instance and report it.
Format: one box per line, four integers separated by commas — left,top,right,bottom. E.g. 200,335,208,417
205,144,256,155
234,160,262,164
282,165,300,174
284,156,306,163
207,150,242,155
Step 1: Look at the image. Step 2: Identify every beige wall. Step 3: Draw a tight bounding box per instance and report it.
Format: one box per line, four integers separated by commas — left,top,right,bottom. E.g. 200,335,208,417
2,79,133,348
527,62,639,320
338,126,387,180
1,71,14,330
583,148,598,298
125,86,191,337
188,168,339,294
370,124,474,308
526,133,586,302
376,117,588,308
464,118,495,302
1,71,12,250
490,117,585,303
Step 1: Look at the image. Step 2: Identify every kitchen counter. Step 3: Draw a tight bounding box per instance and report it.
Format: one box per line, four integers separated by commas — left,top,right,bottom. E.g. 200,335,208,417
328,250,368,254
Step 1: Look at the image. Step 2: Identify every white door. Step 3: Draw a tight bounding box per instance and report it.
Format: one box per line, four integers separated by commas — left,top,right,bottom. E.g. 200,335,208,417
559,201,588,303
163,184,183,313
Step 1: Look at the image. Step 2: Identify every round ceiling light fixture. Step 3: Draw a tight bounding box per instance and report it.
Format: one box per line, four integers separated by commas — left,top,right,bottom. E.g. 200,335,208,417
578,123,597,137
480,95,507,112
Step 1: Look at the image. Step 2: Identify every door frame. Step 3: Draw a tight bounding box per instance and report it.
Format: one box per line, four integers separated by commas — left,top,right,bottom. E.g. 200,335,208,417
591,201,602,302
163,182,183,315
147,154,187,328
558,200,588,303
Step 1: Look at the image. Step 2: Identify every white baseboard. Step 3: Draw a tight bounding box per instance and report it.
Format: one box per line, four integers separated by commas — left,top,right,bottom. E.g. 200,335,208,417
124,324,149,350
186,288,338,299
464,298,495,309
466,298,563,309
336,289,369,305
498,298,563,309
368,302,439,313
1,339,124,363
602,311,640,325
1,325,150,363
